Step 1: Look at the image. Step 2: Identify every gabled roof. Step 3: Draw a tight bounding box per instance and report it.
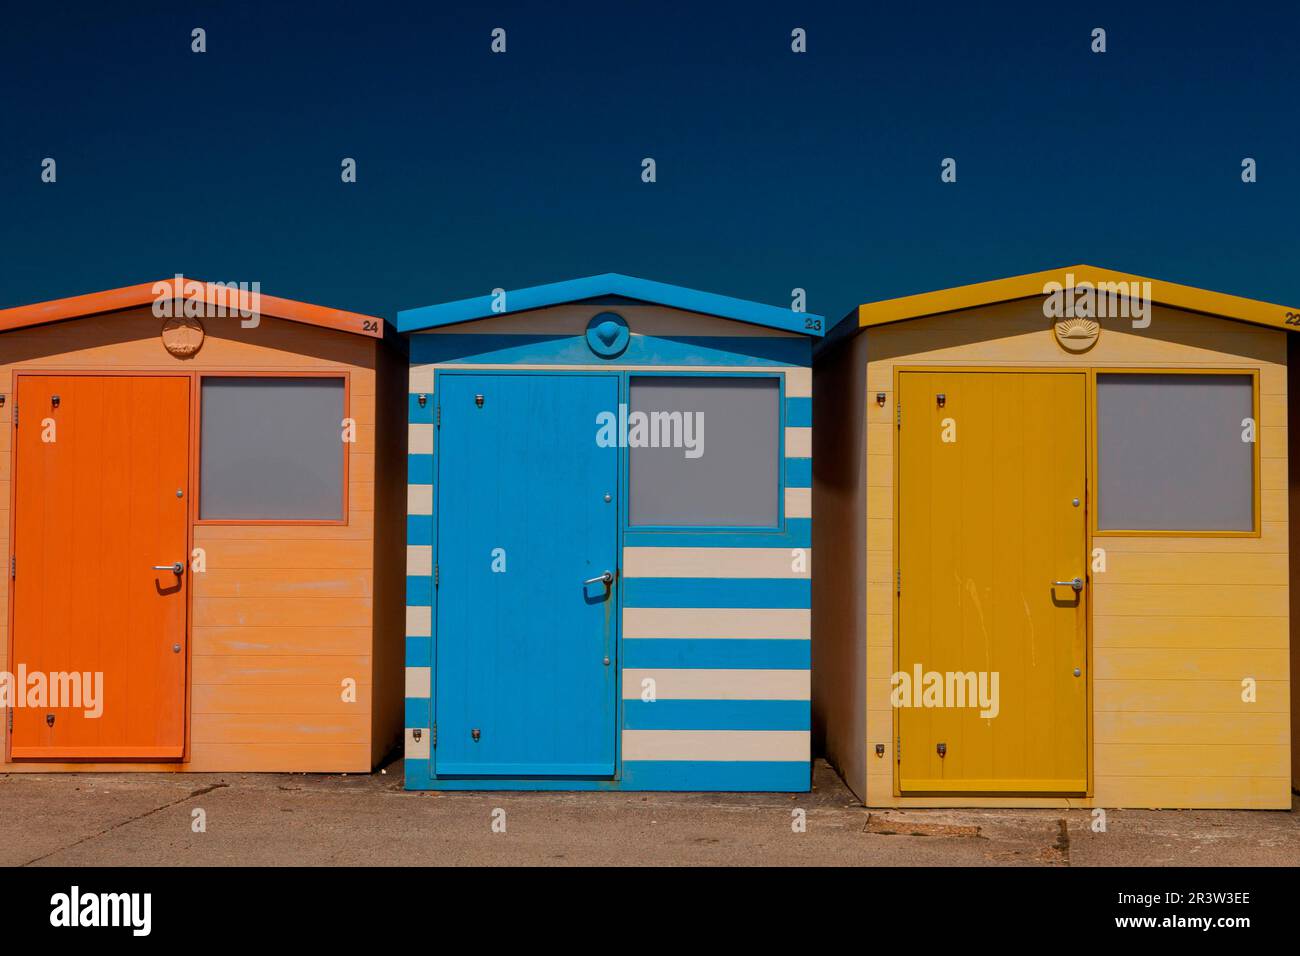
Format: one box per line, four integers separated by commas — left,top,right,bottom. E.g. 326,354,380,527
397,273,825,336
853,265,1299,333
0,277,385,338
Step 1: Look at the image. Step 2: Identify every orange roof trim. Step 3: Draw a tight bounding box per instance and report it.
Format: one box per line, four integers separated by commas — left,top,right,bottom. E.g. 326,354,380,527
857,265,1300,334
0,277,384,338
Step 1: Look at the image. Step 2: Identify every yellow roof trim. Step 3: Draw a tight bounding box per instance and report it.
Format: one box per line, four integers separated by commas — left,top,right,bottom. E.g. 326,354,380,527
856,265,1300,332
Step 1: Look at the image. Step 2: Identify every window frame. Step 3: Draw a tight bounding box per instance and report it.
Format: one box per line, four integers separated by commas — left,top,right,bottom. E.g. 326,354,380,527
194,370,351,527
1090,367,1260,538
624,369,786,534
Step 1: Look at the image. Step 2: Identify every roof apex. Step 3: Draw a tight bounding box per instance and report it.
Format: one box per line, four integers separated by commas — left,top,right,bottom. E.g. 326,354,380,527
854,265,1299,334
397,274,824,336
0,276,385,338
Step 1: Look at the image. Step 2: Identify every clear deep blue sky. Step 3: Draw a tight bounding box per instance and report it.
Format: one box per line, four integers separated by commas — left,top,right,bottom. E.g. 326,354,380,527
2,1,1296,328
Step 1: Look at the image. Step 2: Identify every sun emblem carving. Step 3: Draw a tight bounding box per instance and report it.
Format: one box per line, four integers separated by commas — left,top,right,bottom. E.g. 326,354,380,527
1052,317,1100,353
161,316,205,358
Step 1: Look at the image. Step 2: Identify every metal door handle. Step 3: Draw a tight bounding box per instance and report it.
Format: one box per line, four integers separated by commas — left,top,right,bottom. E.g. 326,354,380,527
1052,576,1083,592
584,571,613,586
154,562,184,575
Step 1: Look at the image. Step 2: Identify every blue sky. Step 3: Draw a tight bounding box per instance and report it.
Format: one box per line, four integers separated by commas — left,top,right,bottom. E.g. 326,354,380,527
2,1,1296,327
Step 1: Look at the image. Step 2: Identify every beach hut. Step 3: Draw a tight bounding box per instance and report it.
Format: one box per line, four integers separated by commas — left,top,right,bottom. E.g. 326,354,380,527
398,275,820,790
812,265,1295,808
0,277,406,772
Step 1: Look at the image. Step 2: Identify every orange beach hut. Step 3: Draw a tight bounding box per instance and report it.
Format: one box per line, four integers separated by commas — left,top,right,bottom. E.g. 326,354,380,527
0,278,406,772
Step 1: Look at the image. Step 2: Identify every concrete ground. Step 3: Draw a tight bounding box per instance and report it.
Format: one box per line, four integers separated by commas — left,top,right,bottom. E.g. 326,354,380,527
1,759,1296,866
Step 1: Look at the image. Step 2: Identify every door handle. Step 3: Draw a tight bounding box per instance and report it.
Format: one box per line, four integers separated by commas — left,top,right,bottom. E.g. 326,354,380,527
584,571,614,586
153,562,184,575
1052,576,1083,592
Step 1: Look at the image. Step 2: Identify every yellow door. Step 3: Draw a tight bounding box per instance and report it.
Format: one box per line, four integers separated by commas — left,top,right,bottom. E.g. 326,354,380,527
896,371,1087,794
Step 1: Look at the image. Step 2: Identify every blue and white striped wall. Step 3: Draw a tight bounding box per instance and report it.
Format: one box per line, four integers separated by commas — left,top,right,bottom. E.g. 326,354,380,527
403,302,812,791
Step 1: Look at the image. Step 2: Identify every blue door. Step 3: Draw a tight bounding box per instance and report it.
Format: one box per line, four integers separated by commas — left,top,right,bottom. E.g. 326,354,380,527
434,373,619,777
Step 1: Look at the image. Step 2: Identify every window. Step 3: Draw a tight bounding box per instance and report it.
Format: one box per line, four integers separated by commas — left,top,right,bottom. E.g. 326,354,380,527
200,377,345,521
1096,373,1254,532
629,375,780,528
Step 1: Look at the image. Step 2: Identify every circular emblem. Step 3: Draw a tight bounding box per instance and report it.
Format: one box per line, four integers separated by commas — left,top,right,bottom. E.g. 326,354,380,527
161,315,205,357
1053,317,1099,353
585,311,630,358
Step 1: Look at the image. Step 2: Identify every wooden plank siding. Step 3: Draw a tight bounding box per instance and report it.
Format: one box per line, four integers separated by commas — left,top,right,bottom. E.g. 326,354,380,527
811,326,870,799
1292,333,1300,792
819,297,1291,808
0,306,403,772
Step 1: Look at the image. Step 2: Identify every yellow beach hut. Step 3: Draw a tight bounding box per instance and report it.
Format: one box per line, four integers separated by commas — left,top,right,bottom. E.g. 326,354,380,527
812,266,1296,809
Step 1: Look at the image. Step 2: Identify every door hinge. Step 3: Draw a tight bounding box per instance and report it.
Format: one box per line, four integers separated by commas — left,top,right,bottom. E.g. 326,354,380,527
896,736,901,760
12,403,16,428
6,708,11,732
436,404,441,428
434,564,439,588
895,400,900,427
9,555,13,579
431,722,437,747
895,568,900,594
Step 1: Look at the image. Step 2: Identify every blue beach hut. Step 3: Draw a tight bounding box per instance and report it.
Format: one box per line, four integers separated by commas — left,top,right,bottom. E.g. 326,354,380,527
398,275,822,790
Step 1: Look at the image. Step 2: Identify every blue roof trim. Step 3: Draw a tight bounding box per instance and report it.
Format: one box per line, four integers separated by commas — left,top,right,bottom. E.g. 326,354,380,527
396,274,825,337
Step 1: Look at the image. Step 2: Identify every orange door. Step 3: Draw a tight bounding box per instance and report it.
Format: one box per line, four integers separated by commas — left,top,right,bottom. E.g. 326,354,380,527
10,376,190,760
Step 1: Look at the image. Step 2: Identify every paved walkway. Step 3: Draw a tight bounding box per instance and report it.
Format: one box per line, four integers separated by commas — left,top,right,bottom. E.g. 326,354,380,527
2,760,1295,866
